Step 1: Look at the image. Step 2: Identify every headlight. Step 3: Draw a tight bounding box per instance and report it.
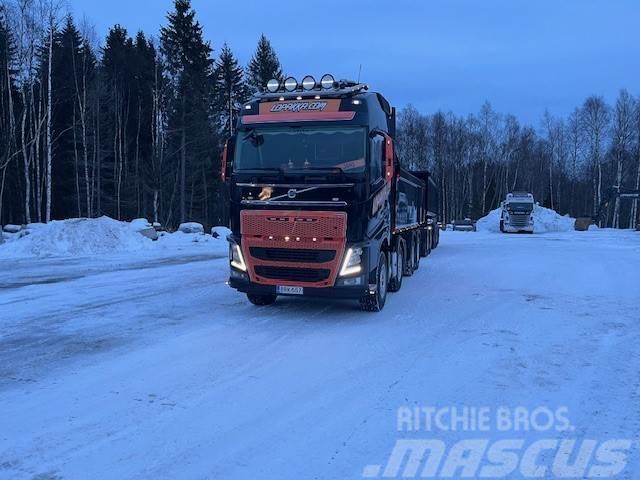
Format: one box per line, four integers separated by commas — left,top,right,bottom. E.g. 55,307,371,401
230,243,247,272
340,247,363,277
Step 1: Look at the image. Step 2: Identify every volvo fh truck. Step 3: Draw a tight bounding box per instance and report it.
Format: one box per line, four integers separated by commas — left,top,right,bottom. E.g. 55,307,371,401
221,74,439,311
500,192,535,233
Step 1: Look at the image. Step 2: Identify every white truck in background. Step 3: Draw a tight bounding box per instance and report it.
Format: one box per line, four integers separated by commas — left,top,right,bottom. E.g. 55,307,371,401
500,192,535,233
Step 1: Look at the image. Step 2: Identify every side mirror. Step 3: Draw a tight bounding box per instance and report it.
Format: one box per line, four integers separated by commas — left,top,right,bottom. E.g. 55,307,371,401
220,136,235,181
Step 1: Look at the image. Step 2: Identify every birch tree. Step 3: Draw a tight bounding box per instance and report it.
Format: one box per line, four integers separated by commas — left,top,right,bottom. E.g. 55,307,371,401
580,96,610,220
610,89,634,228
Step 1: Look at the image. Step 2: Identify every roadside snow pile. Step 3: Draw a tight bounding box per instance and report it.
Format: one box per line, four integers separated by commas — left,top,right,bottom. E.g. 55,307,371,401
0,216,231,259
178,222,204,234
533,206,575,233
475,209,502,233
130,218,159,240
156,230,220,248
476,205,575,233
0,217,152,258
211,226,230,239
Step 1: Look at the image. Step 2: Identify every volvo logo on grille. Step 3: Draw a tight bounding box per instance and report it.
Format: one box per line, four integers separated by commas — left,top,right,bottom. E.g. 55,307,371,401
287,189,297,199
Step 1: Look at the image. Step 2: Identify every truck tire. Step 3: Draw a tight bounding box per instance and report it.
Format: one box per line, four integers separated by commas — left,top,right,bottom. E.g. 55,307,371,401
404,235,415,277
413,233,421,270
420,230,430,257
360,251,388,312
247,293,277,306
500,220,505,233
433,227,439,248
388,240,404,292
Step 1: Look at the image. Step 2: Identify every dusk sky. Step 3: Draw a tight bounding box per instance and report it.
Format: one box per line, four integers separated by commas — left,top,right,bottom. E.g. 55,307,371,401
67,0,639,124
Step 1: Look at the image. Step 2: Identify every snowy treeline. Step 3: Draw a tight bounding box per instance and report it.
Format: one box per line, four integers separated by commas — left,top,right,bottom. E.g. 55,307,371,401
396,95,640,228
0,0,282,228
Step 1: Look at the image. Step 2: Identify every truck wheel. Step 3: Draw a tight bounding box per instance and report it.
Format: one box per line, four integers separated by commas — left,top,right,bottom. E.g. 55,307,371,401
247,293,277,306
413,233,421,270
420,230,430,257
433,228,439,248
360,251,388,312
404,236,415,277
388,240,404,292
499,220,505,233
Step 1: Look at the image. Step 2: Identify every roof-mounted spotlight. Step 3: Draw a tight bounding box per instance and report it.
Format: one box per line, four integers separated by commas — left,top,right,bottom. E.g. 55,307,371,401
301,75,316,91
320,73,335,89
284,76,298,92
266,79,280,93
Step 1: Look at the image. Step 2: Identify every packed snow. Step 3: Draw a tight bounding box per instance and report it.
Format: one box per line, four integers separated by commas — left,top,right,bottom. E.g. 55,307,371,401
178,222,205,234
0,226,639,479
476,205,576,233
0,216,228,259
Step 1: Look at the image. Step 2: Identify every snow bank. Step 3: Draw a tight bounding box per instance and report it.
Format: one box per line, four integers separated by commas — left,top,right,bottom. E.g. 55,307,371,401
3,224,22,234
178,222,204,234
477,205,576,233
475,209,502,233
0,217,152,258
156,230,221,248
129,218,159,241
211,226,231,239
0,216,229,259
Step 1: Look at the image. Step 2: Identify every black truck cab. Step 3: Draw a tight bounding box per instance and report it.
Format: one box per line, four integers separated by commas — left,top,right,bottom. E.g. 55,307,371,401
222,75,438,311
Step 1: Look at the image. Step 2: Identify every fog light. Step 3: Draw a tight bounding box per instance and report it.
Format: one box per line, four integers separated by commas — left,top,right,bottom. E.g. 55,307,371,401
230,268,248,280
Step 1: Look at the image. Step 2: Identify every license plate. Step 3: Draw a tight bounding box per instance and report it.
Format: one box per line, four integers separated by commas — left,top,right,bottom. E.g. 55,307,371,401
277,286,304,295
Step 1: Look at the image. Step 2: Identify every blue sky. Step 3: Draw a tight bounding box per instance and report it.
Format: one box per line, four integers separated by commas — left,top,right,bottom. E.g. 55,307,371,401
67,0,639,124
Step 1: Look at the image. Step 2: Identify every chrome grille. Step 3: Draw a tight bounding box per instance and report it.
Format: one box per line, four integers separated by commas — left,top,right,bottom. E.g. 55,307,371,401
509,213,530,227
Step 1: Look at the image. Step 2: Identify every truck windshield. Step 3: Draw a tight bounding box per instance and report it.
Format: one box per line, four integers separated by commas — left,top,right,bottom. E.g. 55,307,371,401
234,127,366,174
507,202,533,211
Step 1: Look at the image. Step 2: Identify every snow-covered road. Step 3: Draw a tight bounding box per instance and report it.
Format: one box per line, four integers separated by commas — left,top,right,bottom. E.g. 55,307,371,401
1,230,639,479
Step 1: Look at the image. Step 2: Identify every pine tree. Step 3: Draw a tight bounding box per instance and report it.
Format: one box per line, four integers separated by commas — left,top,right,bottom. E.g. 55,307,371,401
246,34,282,94
101,25,135,220
213,43,246,138
160,0,215,225
132,31,157,217
50,16,85,219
